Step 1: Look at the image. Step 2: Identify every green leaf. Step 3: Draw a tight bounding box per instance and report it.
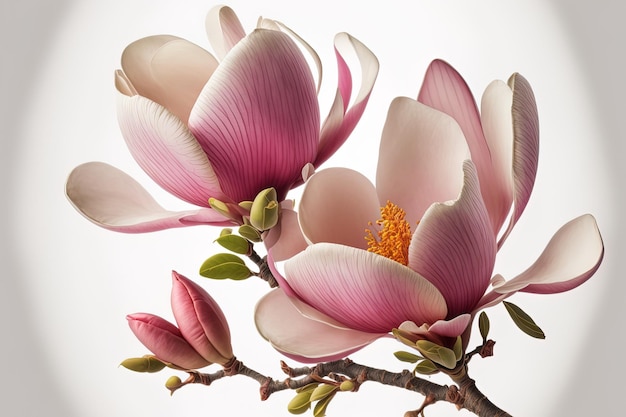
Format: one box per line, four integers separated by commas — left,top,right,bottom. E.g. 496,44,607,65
309,384,337,402
393,351,423,363
416,340,458,369
214,234,251,254
199,253,252,280
238,224,262,242
478,311,490,341
414,359,439,375
287,390,312,414
313,392,335,417
452,336,463,361
503,301,546,339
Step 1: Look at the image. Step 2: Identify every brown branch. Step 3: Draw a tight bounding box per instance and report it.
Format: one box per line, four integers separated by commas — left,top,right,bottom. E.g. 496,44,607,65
182,357,510,416
247,252,278,288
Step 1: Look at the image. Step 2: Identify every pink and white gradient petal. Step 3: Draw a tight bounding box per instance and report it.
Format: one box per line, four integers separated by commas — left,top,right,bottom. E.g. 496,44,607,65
255,289,386,363
408,161,495,319
65,162,231,233
116,91,227,207
284,243,448,333
376,97,471,227
298,167,381,249
188,29,319,202
205,5,247,61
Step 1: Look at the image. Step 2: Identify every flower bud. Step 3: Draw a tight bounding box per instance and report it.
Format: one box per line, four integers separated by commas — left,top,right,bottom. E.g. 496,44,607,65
165,375,184,396
120,355,167,373
249,187,279,231
339,380,355,392
171,271,234,365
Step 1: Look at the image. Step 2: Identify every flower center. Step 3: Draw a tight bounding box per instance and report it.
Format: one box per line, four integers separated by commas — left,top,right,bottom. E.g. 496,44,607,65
365,201,413,266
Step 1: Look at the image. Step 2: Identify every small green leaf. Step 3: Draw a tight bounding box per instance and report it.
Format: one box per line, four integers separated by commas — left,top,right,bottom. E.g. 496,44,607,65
313,391,335,417
452,336,463,361
238,224,262,242
309,384,337,402
393,351,423,363
478,311,490,341
287,390,312,414
296,383,319,394
214,234,251,254
503,301,546,339
416,340,458,369
414,359,439,375
199,253,252,280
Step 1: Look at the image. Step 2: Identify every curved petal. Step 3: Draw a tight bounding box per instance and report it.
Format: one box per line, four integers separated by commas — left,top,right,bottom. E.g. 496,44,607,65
116,92,227,206
376,97,471,226
120,35,218,123
284,243,447,333
497,73,540,248
315,33,379,167
493,214,604,294
408,161,495,318
205,5,246,61
299,168,381,249
126,313,210,370
263,203,308,262
189,29,319,202
171,272,233,365
255,289,384,363
65,162,231,233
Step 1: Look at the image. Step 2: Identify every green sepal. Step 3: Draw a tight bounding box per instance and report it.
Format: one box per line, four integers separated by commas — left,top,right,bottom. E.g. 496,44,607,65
414,359,439,375
199,253,253,280
120,356,166,373
309,384,337,402
214,234,251,254
238,224,263,242
287,390,312,414
416,340,458,369
393,350,423,363
503,301,545,339
478,311,490,341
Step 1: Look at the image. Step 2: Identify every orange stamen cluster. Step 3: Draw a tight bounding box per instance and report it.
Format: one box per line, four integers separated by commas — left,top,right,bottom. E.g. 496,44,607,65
365,201,413,266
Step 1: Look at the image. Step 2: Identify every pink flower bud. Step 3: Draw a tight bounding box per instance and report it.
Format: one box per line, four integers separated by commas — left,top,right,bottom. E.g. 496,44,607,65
170,271,234,365
126,313,210,370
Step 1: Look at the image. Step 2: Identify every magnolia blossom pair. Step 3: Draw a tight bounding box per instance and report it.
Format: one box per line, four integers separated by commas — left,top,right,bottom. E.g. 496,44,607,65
127,271,233,369
255,60,604,362
65,6,377,238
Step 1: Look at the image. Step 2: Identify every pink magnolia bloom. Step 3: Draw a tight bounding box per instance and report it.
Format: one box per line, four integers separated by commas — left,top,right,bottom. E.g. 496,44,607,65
127,271,233,368
254,61,604,362
65,6,378,233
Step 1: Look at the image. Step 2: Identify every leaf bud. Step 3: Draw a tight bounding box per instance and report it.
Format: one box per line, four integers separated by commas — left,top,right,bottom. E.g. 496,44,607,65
249,187,279,231
238,224,263,242
339,380,355,392
119,356,166,373
165,375,183,395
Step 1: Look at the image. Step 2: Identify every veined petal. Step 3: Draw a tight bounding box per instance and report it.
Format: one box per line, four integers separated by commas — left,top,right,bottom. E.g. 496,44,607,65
493,214,604,294
315,33,379,167
65,162,231,233
497,73,540,248
189,29,319,202
299,168,381,249
117,92,227,207
205,5,246,61
376,97,470,226
408,161,495,318
171,271,233,364
120,35,218,123
126,313,210,370
479,80,515,237
255,289,385,363
263,203,308,262
284,243,447,333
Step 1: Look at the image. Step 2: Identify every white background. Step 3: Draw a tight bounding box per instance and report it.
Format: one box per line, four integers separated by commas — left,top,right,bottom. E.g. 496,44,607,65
1,1,624,416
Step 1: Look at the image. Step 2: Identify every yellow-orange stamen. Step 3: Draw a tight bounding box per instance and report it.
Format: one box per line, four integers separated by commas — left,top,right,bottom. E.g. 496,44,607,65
365,201,413,265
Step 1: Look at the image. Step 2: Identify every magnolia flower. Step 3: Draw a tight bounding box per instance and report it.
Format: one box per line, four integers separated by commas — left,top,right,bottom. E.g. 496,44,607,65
127,271,233,369
66,6,378,233
254,61,604,362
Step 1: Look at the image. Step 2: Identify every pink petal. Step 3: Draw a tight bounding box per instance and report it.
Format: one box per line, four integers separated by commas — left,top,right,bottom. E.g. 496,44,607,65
254,289,385,363
171,272,233,365
315,33,379,167
120,35,218,123
205,5,246,61
116,91,227,207
126,313,210,370
65,162,232,232
298,168,381,249
376,97,471,226
284,243,447,333
189,29,319,202
263,203,308,262
497,73,540,248
493,214,604,294
398,314,471,340
408,161,495,318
